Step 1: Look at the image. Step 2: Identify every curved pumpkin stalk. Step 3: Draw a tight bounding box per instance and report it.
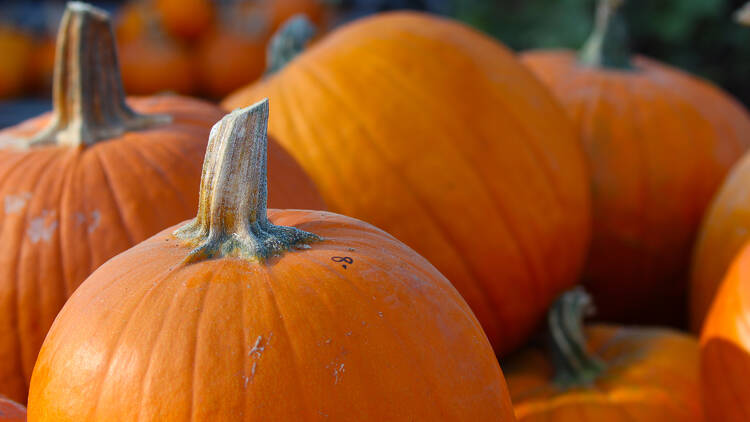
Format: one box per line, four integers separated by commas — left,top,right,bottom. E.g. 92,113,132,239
174,99,321,263
579,0,632,69
24,2,169,148
548,288,606,388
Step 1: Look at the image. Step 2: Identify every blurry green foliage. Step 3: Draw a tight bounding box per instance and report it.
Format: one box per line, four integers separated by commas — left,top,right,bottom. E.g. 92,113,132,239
449,0,750,105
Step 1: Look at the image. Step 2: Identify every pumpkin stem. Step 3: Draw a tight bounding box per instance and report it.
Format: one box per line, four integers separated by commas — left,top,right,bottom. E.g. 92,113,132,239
579,0,632,69
265,14,316,76
24,1,169,149
548,287,606,389
736,2,750,25
174,99,321,264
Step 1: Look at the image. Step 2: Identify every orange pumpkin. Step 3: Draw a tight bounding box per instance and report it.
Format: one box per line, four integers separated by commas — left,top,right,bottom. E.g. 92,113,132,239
222,12,592,355
0,395,25,422
27,99,517,421
154,0,214,41
504,288,702,421
689,3,750,333
30,36,56,94
700,238,750,422
521,0,750,325
0,25,34,98
0,3,321,404
195,28,268,99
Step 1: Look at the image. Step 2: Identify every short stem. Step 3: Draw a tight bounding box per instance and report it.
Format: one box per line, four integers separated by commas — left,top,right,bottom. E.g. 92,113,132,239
579,0,632,69
25,2,169,149
265,14,316,76
174,99,321,263
548,288,606,389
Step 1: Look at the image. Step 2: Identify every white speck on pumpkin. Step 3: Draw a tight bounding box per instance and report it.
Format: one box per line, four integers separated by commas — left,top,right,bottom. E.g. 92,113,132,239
333,363,345,384
4,192,31,214
27,210,58,243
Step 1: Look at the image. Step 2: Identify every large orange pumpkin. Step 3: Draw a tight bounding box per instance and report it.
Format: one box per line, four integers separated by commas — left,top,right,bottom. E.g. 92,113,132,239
222,11,592,355
27,100,517,421
689,3,750,333
0,395,25,422
0,3,321,403
700,238,750,422
521,0,750,325
504,288,702,421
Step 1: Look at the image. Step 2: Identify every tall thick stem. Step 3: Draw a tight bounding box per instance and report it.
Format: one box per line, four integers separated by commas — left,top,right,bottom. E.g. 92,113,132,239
25,2,169,148
579,0,632,69
548,288,606,389
174,99,320,264
265,14,316,76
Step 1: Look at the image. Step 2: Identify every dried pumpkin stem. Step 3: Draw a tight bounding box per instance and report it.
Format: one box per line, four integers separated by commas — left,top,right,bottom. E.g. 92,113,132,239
548,288,606,389
265,14,316,76
174,99,321,264
25,2,169,149
579,0,632,69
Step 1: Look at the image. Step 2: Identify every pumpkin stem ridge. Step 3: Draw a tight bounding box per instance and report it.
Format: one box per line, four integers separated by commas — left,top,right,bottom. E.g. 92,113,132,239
265,14,316,76
24,1,170,149
174,99,321,264
548,287,606,389
579,0,632,70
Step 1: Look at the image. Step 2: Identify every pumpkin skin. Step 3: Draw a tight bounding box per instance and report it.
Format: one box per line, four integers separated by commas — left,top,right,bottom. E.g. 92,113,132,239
154,0,214,41
0,3,322,404
195,30,268,99
0,395,25,422
690,152,750,332
222,12,592,355
27,100,516,422
700,240,750,422
521,50,750,325
505,324,702,421
119,37,196,95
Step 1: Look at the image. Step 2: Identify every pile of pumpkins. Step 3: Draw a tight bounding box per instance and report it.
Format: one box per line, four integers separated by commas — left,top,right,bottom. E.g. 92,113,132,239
2,0,750,420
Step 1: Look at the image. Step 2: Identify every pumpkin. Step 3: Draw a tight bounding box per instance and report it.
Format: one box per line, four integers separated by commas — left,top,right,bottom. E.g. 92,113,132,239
222,11,592,355
0,396,25,422
689,3,750,333
0,25,34,98
27,99,517,421
30,36,56,94
521,0,750,325
0,2,321,404
504,288,702,421
117,4,196,95
700,238,750,421
154,0,214,41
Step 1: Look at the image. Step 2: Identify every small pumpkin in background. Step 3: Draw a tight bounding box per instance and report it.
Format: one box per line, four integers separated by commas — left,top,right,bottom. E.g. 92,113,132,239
27,99,517,421
194,3,269,99
0,25,34,98
116,3,196,95
690,3,750,333
222,12,592,356
0,2,321,404
0,395,25,422
30,36,56,94
504,288,702,421
154,0,214,41
521,0,750,326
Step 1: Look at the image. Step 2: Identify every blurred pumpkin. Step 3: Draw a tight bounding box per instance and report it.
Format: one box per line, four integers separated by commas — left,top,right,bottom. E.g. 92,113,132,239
0,25,34,98
223,12,592,355
117,3,196,95
27,99,517,421
689,3,750,333
521,0,750,326
504,288,702,421
30,36,56,94
0,2,320,404
154,0,214,41
700,237,750,422
0,395,25,422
